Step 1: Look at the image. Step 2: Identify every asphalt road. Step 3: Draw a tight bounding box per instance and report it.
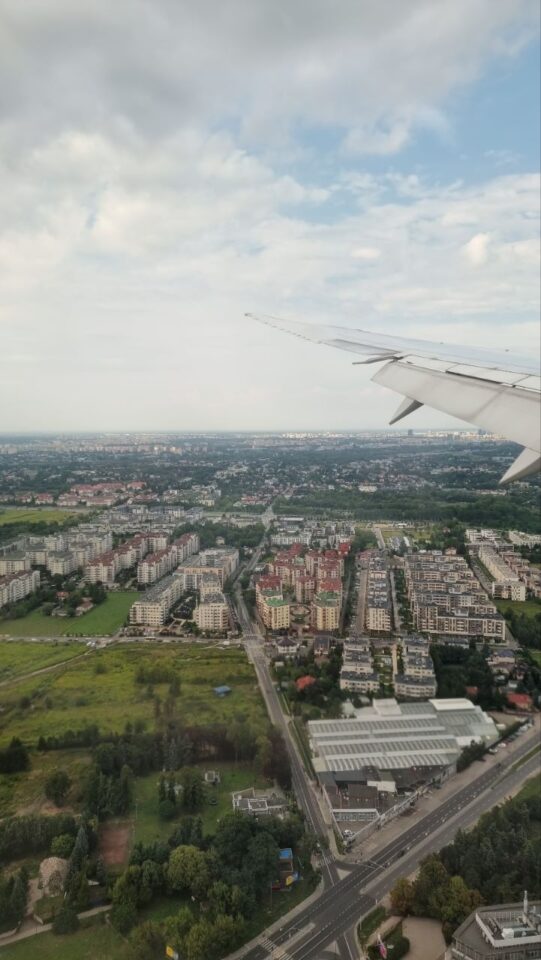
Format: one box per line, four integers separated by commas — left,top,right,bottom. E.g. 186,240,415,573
236,742,540,960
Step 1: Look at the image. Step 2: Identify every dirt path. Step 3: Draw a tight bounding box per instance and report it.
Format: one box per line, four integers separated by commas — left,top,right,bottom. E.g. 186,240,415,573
0,650,91,689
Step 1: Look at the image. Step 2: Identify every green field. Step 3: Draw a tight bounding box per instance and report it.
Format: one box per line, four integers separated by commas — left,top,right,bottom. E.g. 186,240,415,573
133,762,269,845
0,641,86,683
0,509,81,527
0,643,268,747
495,599,541,619
0,592,139,638
0,918,127,960
0,749,91,818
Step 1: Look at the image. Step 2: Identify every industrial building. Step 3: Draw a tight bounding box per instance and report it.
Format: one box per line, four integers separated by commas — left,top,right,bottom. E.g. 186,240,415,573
308,697,498,795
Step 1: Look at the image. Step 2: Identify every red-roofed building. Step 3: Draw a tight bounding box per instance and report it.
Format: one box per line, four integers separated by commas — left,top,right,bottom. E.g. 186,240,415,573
506,692,533,712
295,675,316,692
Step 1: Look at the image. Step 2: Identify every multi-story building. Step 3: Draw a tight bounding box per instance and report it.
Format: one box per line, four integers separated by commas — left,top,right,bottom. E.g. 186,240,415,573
311,590,340,632
478,546,527,601
0,553,31,575
450,896,541,960
261,596,290,631
0,569,40,609
129,573,184,626
46,551,78,577
365,553,392,634
405,552,505,642
194,593,229,632
137,546,178,585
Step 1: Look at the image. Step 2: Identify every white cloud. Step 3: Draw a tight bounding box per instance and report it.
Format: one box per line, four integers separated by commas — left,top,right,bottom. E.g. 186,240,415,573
0,1,539,429
462,232,491,266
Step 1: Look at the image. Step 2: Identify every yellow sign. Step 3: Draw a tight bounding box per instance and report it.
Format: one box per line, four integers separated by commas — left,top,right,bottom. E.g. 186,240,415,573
166,947,179,960
285,874,294,886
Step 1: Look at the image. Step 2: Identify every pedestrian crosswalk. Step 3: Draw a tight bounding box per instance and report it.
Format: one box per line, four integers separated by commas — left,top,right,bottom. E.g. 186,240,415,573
258,935,294,960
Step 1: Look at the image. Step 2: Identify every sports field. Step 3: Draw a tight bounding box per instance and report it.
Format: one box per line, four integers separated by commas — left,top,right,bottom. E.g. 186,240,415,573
0,592,138,638
0,643,268,747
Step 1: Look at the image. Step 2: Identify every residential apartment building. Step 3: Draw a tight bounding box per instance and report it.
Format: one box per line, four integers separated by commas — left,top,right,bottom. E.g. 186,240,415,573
0,569,40,609
129,573,184,626
0,553,31,575
405,552,505,642
311,590,340,632
262,596,291,631
365,553,392,634
478,546,527,601
46,551,78,577
194,593,229,632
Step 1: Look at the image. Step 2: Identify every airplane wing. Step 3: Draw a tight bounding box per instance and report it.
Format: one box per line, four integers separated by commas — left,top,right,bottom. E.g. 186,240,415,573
247,313,541,484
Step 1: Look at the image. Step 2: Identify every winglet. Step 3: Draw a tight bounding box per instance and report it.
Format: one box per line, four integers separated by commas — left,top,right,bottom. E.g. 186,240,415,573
499,448,541,485
389,397,423,425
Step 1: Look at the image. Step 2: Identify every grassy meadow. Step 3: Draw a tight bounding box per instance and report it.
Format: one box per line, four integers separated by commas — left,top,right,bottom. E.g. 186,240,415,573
0,643,268,748
494,598,541,619
0,592,139,638
0,640,87,682
0,509,83,527
133,762,269,845
0,919,128,960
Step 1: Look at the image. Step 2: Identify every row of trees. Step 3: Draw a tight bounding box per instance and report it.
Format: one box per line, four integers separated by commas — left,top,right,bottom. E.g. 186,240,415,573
391,789,541,941
502,606,541,652
37,720,292,796
0,813,77,862
430,643,506,710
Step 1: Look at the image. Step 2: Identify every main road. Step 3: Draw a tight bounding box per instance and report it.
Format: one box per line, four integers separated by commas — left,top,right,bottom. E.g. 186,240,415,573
235,741,540,960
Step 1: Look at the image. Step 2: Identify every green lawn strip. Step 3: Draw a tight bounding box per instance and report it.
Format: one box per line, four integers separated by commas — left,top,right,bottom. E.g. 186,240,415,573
133,762,270,845
515,771,541,802
358,905,388,945
528,649,541,667
0,644,268,747
290,718,315,778
0,641,86,680
494,599,541,619
0,918,128,960
242,877,316,942
0,592,139,638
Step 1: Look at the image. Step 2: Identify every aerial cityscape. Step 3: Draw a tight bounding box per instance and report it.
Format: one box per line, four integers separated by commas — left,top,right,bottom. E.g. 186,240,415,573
1,3,540,960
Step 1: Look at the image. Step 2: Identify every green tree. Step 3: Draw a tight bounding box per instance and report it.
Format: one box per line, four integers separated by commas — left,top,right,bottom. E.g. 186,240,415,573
50,834,74,859
180,768,205,812
167,846,210,900
45,770,71,807
390,877,414,915
128,921,165,960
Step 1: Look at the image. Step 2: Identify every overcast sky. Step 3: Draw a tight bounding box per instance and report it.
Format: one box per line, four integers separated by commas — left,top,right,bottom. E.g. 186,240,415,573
1,0,540,432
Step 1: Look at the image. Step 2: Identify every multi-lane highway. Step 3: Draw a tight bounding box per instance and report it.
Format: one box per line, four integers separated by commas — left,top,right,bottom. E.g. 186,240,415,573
236,742,540,960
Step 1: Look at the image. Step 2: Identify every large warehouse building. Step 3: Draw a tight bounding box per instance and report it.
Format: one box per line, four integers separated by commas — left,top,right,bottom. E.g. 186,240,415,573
308,697,498,795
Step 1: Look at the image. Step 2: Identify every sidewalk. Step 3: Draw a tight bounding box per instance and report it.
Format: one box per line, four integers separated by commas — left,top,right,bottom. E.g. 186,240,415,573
0,904,110,947
226,879,324,960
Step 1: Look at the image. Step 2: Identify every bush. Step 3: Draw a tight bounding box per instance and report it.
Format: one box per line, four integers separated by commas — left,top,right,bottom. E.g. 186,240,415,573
111,900,137,934
52,904,79,934
50,833,75,859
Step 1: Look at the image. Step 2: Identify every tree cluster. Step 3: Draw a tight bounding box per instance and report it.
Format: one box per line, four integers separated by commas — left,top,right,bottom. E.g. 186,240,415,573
111,809,313,960
0,813,77,862
0,738,30,774
391,789,541,941
0,866,28,933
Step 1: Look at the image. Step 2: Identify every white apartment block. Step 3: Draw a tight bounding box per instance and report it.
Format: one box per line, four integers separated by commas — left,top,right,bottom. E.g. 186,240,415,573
46,551,78,577
311,594,340,632
479,546,526,601
194,593,229,632
129,573,184,626
0,570,40,609
0,553,31,575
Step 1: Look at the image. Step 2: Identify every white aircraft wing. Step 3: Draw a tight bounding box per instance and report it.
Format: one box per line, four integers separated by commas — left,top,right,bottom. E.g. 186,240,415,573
247,313,541,484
